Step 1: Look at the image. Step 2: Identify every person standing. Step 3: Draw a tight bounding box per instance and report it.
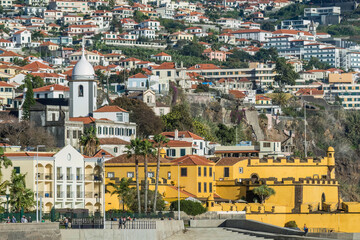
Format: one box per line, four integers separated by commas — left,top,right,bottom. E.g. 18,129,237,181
11,216,16,223
118,217,123,229
6,216,10,223
303,224,309,235
28,216,32,223
64,217,69,229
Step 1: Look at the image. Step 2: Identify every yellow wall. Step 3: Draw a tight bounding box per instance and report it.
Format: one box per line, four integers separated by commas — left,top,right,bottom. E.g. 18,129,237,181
247,213,360,233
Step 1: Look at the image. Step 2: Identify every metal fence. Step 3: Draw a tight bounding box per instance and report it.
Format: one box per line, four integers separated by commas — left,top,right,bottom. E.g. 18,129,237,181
69,218,104,229
109,220,156,229
105,211,174,220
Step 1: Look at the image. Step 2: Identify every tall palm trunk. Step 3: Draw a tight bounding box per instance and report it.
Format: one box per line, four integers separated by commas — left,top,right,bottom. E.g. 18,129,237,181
135,157,141,214
144,154,148,213
153,147,160,213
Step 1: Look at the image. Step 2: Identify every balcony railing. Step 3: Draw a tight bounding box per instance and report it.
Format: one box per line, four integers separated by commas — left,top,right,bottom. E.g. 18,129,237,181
57,174,64,181
76,174,83,181
66,191,73,198
66,174,73,181
85,192,101,198
84,174,102,181
76,191,83,198
57,192,63,198
38,191,53,198
35,173,53,180
44,174,53,180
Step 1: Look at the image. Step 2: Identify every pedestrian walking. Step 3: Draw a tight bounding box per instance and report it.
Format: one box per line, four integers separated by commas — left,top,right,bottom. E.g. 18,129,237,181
303,224,309,235
64,217,69,229
11,216,16,223
123,217,126,229
118,217,123,229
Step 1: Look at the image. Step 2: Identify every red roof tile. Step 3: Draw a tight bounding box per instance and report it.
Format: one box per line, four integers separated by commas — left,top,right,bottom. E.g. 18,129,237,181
94,105,128,113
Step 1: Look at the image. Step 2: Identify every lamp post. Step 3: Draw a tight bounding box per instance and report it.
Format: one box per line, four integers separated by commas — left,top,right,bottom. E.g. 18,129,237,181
36,145,45,223
177,162,183,221
304,101,307,158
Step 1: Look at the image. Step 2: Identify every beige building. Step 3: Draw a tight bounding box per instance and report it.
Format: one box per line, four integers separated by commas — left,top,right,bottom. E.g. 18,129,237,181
49,0,89,13
0,81,15,107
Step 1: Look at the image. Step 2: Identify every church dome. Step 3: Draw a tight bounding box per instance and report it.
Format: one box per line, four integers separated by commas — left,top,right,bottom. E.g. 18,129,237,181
72,51,95,80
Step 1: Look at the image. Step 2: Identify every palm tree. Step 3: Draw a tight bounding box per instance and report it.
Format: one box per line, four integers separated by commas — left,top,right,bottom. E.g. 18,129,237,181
106,178,132,211
0,148,12,181
80,126,99,156
125,138,142,213
253,185,276,204
140,140,155,213
9,170,35,212
152,134,169,213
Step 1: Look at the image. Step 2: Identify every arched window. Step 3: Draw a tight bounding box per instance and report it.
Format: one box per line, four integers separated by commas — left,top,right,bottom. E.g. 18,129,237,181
79,85,84,97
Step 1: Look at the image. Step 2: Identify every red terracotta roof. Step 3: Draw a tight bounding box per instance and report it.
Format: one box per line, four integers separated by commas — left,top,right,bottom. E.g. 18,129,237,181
93,149,114,158
161,131,204,140
22,61,53,71
0,81,14,87
229,90,246,99
69,117,96,124
129,73,148,78
94,105,128,113
152,62,175,70
99,138,130,145
33,84,69,92
171,155,214,166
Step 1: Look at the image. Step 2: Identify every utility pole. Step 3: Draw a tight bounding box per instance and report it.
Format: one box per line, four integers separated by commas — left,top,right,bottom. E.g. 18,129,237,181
304,101,307,158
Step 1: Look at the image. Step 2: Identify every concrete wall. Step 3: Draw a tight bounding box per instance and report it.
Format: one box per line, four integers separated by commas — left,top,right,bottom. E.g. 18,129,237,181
189,220,226,228
61,220,184,240
0,223,61,240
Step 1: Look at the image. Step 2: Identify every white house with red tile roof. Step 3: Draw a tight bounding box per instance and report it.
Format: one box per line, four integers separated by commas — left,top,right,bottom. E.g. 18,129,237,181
69,50,105,66
12,29,31,47
0,81,15,108
231,29,272,42
0,39,15,49
151,52,172,62
33,84,70,99
22,61,54,73
158,130,211,156
138,19,161,31
31,72,67,85
127,72,160,93
216,18,242,29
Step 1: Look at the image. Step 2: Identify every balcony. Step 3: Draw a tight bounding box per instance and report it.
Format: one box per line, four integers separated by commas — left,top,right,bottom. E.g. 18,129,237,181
84,174,102,181
57,192,63,198
76,191,83,198
38,191,53,198
57,174,64,181
76,174,83,181
85,192,101,198
44,174,53,180
66,174,73,181
66,191,73,198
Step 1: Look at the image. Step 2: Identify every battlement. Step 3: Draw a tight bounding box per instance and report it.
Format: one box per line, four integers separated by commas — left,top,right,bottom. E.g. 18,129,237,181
248,156,331,166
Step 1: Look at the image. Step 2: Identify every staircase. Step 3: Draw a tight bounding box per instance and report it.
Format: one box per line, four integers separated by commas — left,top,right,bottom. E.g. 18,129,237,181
245,111,265,141
169,228,269,240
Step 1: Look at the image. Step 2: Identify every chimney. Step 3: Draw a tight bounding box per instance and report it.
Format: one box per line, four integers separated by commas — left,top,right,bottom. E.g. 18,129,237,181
174,129,178,140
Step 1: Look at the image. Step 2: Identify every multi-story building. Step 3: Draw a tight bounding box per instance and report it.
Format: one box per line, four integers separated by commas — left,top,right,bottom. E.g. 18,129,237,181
49,0,89,13
231,29,272,42
281,19,312,31
2,146,104,214
303,43,347,68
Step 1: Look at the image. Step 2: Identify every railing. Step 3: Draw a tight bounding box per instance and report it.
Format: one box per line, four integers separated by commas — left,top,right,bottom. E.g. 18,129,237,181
76,174,83,181
38,191,53,198
84,174,102,181
66,192,73,198
108,220,156,229
44,174,53,180
309,228,335,233
84,192,101,198
57,174,64,180
66,174,73,181
57,192,63,198
76,192,83,198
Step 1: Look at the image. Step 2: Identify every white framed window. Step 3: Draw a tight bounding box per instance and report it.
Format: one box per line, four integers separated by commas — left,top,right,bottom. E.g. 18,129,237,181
239,167,243,174
127,172,134,178
116,112,123,122
148,172,155,178
107,172,114,178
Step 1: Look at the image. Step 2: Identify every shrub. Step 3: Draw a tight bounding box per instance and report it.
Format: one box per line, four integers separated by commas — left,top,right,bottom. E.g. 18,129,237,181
285,221,298,228
170,200,206,216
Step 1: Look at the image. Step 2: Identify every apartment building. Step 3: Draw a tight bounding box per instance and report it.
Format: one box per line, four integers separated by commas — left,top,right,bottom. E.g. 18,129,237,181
281,20,312,31
231,29,272,42
303,43,347,68
2,146,104,214
49,0,89,13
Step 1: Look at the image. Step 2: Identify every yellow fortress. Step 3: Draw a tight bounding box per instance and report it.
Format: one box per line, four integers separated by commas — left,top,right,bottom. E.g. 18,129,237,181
105,147,360,232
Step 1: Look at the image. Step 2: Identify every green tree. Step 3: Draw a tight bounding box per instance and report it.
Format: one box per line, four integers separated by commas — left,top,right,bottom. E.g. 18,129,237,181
254,48,278,63
124,188,165,212
274,58,299,91
22,75,36,120
0,148,12,181
182,41,205,57
304,57,331,71
152,134,169,213
13,58,28,67
9,170,35,212
261,22,275,31
215,123,235,145
106,178,132,211
345,111,360,149
170,200,207,216
125,138,143,213
133,10,149,23
161,103,193,131
112,97,163,137
140,140,155,213
79,126,99,156
253,185,276,204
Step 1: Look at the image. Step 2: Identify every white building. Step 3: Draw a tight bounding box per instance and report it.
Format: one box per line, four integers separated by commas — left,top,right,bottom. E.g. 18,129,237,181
231,29,272,42
12,30,32,47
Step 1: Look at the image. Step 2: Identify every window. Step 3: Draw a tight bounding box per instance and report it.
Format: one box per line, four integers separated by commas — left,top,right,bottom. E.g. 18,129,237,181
209,182,213,193
204,167,207,177
200,142,203,149
204,182,207,193
180,167,187,177
114,147,118,153
73,130,77,139
167,171,171,180
198,182,201,193
263,142,271,148
209,167,212,177
180,149,186,156
198,167,201,177
166,149,176,157
224,167,229,178
98,127,102,134
78,85,84,97
239,167,243,174
52,113,56,121
127,172,134,178
14,167,20,174
107,172,114,178
67,130,70,139
116,113,123,122
148,172,155,178
167,71,171,77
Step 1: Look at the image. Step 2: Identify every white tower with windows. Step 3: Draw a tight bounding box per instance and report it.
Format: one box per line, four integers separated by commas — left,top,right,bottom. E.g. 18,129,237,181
70,43,97,118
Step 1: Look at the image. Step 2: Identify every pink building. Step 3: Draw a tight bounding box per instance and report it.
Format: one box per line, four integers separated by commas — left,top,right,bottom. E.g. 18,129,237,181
202,48,228,62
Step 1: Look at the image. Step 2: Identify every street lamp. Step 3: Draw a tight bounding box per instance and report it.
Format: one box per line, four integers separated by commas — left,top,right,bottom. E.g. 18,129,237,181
177,162,183,221
36,145,45,223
